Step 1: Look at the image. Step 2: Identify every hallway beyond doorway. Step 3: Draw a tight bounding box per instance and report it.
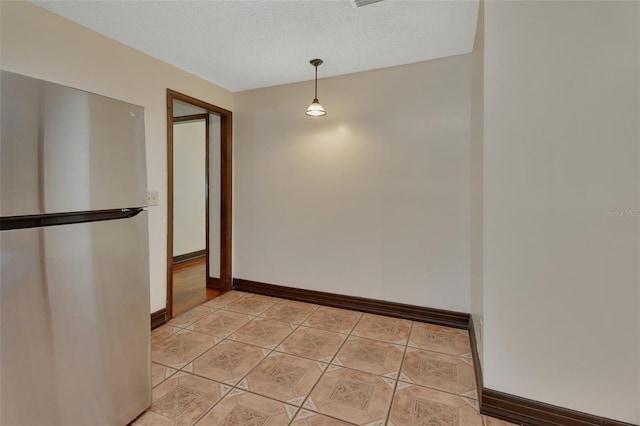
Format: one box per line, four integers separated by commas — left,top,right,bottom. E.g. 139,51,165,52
173,257,219,316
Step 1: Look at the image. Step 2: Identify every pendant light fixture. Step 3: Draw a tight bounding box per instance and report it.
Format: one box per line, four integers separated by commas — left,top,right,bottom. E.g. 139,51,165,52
306,59,326,117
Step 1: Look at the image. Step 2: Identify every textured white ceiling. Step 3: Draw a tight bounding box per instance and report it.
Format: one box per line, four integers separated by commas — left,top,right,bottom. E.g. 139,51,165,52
31,0,479,92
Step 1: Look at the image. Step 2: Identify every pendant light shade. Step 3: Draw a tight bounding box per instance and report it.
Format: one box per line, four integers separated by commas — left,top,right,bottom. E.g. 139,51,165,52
306,98,325,116
306,59,326,116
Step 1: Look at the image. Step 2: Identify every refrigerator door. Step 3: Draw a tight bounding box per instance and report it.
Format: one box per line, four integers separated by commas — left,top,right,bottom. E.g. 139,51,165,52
0,71,147,217
0,212,151,426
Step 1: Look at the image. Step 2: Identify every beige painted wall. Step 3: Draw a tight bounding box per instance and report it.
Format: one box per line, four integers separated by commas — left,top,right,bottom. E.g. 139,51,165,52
470,0,484,364
173,120,206,257
483,1,640,423
0,1,233,312
234,56,472,312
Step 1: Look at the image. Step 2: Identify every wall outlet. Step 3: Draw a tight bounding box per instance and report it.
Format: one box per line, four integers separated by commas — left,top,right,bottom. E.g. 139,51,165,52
147,191,159,206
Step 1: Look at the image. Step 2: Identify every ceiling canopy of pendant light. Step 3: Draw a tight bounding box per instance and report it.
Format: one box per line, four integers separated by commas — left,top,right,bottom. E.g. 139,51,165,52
306,59,326,117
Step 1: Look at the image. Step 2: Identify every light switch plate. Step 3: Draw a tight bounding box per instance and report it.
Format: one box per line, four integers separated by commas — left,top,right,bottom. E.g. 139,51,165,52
147,191,158,206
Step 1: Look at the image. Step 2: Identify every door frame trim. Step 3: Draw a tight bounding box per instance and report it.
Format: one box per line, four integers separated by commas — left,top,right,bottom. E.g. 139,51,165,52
166,89,233,319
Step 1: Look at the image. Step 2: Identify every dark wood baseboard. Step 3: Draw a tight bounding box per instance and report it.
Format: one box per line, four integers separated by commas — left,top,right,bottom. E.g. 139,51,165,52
207,277,222,290
468,318,635,426
232,278,470,329
150,308,167,330
468,317,484,404
481,389,636,426
173,249,206,265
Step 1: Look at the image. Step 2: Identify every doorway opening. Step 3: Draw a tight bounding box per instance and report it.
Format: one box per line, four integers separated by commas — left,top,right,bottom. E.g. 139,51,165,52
166,90,232,319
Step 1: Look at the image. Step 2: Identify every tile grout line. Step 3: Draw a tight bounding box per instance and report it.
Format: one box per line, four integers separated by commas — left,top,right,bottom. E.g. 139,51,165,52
219,304,361,423
209,301,313,402
178,308,299,376
288,310,413,423
281,307,340,422
231,314,303,383
220,310,308,425
186,300,300,425
294,311,363,420
190,377,234,426
146,293,258,425
382,320,413,426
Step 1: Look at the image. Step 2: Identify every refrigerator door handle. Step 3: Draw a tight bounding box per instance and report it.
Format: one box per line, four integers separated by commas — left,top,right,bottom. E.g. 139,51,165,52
0,208,144,231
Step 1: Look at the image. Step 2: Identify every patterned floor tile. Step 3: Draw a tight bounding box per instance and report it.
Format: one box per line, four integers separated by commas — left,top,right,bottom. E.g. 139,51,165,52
191,310,253,338
151,324,183,345
238,352,326,406
332,336,404,377
131,410,174,426
229,318,296,349
277,327,346,362
152,362,178,388
388,383,482,426
186,340,268,385
261,300,317,324
143,293,493,426
148,372,228,425
224,294,279,315
168,306,215,328
202,291,246,309
307,366,394,425
408,322,471,357
351,314,411,345
400,348,476,398
291,410,356,425
484,416,522,426
152,330,217,369
303,307,362,334
195,388,297,425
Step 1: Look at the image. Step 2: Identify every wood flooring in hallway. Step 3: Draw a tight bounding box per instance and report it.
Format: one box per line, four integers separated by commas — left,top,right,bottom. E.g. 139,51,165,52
173,257,220,316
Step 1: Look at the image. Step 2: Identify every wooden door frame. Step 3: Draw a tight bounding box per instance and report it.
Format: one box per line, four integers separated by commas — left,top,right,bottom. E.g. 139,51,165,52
166,89,233,319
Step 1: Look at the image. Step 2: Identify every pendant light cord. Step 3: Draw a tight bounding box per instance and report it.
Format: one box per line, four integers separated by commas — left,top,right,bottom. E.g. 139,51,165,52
314,66,318,99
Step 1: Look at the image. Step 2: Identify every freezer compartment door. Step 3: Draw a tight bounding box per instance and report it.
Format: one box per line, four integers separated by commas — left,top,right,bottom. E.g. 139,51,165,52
0,71,147,217
0,212,151,426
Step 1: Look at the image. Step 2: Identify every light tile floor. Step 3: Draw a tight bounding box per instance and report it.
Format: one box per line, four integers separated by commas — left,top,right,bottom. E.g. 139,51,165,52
134,291,519,426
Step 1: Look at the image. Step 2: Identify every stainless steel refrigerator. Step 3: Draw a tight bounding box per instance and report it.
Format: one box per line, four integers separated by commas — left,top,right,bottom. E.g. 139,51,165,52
0,71,151,425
